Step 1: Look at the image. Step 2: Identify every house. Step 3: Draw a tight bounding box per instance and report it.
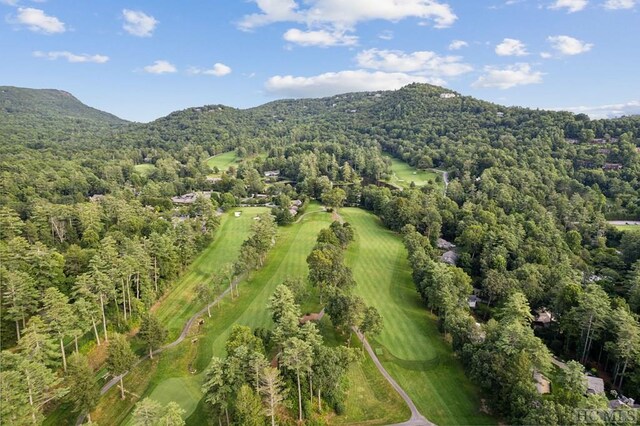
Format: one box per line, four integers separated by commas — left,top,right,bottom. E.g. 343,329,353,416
609,396,637,409
440,93,457,99
437,238,456,250
603,163,623,171
534,309,553,326
292,199,303,207
565,138,579,144
468,295,480,309
264,170,280,178
89,194,105,203
496,112,504,117
441,250,459,265
586,376,605,395
206,177,222,183
591,138,607,145
597,148,611,155
171,191,212,205
534,372,551,394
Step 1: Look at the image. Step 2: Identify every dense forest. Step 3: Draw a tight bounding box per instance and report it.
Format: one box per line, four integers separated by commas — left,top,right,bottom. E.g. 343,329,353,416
1,84,639,425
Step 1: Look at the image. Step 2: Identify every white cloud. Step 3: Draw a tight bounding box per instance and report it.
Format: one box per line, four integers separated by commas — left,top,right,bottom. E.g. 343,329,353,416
356,48,472,78
604,0,636,9
122,9,158,37
495,38,528,56
547,35,593,55
472,63,543,89
239,0,457,31
33,51,109,63
283,28,358,46
14,7,65,34
448,39,468,50
540,51,553,59
553,100,640,118
549,0,588,12
188,63,232,77
378,30,394,40
143,60,177,74
265,70,436,98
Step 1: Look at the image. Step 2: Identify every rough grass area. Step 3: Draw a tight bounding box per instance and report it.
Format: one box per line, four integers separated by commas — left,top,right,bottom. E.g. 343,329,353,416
384,154,442,189
341,208,495,425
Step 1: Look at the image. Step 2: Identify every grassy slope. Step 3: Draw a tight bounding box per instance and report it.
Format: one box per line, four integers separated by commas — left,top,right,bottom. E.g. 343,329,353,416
341,208,494,425
206,151,239,174
384,154,441,189
133,163,155,177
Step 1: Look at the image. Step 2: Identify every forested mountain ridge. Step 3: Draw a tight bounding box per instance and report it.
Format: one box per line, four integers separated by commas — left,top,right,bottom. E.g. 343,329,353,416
1,83,640,425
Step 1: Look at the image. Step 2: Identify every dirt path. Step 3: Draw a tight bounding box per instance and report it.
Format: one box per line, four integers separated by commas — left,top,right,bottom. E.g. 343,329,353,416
353,329,435,426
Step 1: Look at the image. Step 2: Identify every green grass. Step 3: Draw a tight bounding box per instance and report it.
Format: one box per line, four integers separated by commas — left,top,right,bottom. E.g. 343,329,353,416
206,151,239,174
153,207,270,341
133,163,155,176
614,224,640,232
384,154,442,189
341,208,495,425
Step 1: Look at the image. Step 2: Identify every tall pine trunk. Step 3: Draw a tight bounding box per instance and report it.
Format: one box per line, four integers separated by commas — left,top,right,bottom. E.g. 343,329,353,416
92,319,101,346
100,294,108,341
60,337,67,372
296,371,303,422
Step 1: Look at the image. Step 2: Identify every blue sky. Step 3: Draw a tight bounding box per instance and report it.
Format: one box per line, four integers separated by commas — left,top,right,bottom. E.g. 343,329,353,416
1,0,638,122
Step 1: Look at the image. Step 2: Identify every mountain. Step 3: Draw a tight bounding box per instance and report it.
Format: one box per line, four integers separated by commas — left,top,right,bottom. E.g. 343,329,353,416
0,86,126,125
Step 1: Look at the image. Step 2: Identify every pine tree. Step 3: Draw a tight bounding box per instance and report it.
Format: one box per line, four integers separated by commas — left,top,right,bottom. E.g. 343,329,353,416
281,337,313,422
259,367,286,426
106,334,137,399
66,353,100,422
42,287,75,371
138,313,167,359
234,384,263,426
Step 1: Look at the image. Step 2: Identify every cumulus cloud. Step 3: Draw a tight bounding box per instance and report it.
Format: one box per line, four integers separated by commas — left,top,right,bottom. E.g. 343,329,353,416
604,0,636,9
495,38,528,56
547,35,593,55
33,51,109,63
143,60,177,74
472,63,543,89
448,40,468,50
14,7,65,34
265,70,436,98
356,48,472,78
122,9,158,37
239,0,457,31
188,63,232,77
549,0,588,12
283,28,358,47
553,100,640,118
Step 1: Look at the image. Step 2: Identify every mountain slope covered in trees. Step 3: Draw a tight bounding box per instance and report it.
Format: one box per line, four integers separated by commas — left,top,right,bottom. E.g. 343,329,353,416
1,84,640,425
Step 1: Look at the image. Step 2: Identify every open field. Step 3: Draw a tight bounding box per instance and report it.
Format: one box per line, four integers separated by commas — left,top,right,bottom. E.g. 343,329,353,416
384,154,442,189
206,151,239,173
341,208,495,425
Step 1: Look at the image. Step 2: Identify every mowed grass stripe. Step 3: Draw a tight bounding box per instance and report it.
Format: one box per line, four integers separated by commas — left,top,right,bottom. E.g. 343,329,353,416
341,208,494,426
206,151,238,172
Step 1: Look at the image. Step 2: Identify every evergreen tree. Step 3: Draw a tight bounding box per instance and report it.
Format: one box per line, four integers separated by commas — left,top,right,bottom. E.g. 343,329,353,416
106,334,137,399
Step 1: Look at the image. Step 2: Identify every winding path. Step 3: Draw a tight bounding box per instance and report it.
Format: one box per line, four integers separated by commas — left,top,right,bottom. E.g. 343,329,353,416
77,281,238,425
353,329,435,426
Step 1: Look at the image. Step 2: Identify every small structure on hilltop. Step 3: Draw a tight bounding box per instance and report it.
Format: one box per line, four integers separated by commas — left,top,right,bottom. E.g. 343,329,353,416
534,371,551,394
603,163,623,171
468,295,480,309
440,92,457,99
441,250,459,265
534,309,554,327
171,191,212,205
437,238,456,250
264,170,280,178
586,376,605,395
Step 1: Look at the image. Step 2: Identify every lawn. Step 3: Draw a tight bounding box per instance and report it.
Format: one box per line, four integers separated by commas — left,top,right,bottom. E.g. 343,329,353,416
206,151,239,173
384,154,442,189
341,208,495,425
614,224,640,232
133,163,155,176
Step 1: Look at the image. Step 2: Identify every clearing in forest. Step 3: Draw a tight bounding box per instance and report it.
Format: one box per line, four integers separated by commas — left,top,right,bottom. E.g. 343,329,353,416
384,154,443,189
206,151,239,174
